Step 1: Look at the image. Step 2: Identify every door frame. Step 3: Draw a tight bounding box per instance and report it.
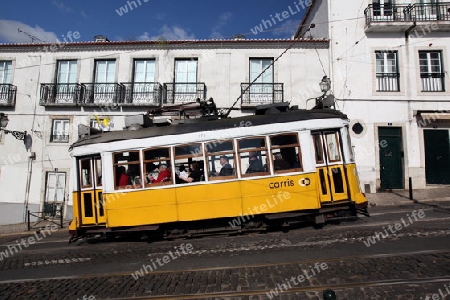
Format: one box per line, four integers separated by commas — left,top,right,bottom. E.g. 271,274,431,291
377,126,405,190
77,155,105,226
312,130,350,203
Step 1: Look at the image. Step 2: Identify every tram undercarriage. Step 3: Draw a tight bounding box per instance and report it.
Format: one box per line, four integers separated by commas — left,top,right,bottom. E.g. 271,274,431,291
69,202,369,243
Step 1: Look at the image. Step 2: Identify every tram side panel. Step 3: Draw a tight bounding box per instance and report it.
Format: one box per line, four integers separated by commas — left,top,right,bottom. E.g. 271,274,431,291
176,181,242,221
239,174,320,216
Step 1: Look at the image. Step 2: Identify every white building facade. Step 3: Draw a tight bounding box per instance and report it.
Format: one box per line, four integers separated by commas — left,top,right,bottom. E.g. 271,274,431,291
0,38,329,225
297,0,450,193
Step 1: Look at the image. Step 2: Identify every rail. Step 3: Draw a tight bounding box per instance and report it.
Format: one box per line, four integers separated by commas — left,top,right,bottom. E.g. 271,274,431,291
27,203,64,231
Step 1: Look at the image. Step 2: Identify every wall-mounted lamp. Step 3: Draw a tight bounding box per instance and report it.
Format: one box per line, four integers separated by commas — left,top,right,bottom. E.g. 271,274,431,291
0,113,27,140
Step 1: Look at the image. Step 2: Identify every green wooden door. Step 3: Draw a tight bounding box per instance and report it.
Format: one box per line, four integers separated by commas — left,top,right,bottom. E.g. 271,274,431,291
424,130,450,184
379,127,403,189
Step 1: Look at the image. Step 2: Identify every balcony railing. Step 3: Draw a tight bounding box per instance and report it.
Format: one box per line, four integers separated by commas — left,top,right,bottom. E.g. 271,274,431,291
420,73,445,92
365,3,412,23
410,2,450,21
40,83,80,106
120,82,163,106
51,134,69,143
0,84,17,107
240,83,284,107
79,83,122,106
376,73,400,92
365,3,450,28
164,83,206,104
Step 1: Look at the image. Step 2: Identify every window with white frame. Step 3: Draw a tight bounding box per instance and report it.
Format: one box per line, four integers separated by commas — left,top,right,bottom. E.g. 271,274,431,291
45,171,66,203
419,50,444,92
133,59,156,103
57,60,77,84
90,118,111,131
0,61,12,84
373,0,393,19
174,59,198,101
375,51,399,92
249,58,274,101
55,60,78,103
51,119,70,142
95,60,116,83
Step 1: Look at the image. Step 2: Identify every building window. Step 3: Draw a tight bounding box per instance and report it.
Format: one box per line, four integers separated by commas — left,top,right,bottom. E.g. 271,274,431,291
44,171,66,216
419,50,445,92
95,60,116,83
373,0,393,19
174,58,198,101
90,118,111,131
51,119,69,143
57,60,77,84
0,61,12,84
54,60,78,103
249,58,274,101
375,51,399,92
132,59,156,103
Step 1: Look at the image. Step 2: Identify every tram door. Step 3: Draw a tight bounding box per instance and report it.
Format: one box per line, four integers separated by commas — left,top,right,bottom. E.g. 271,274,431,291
312,131,348,203
78,156,105,225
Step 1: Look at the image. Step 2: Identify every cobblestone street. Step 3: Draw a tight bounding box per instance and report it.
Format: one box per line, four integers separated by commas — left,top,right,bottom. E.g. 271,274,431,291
0,203,449,299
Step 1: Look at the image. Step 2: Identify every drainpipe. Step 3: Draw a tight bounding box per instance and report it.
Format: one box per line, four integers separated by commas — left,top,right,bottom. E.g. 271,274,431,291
404,4,416,190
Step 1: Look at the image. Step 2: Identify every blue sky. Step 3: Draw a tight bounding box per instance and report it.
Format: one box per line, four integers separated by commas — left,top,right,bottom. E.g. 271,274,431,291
0,0,306,44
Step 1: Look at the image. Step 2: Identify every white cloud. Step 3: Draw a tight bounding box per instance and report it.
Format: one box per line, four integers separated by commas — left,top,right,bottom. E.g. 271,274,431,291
154,12,167,21
0,20,58,43
140,25,195,41
210,12,233,39
52,0,72,13
272,19,301,37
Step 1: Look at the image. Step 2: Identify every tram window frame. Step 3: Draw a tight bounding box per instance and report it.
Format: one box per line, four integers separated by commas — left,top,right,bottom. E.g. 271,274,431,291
205,139,236,180
113,151,142,190
237,136,270,177
174,143,205,184
94,157,102,187
79,158,93,189
143,147,173,187
324,132,341,162
269,133,303,174
312,134,325,164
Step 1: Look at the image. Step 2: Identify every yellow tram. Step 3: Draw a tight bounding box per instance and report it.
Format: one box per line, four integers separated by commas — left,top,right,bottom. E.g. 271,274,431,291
69,102,368,240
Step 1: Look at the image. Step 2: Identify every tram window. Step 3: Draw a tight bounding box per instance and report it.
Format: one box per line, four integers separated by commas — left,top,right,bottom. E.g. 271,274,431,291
345,130,355,162
238,137,269,177
174,143,205,184
312,134,324,164
113,151,142,189
270,133,302,173
143,147,172,186
94,158,102,187
205,140,236,180
325,133,341,162
80,159,92,188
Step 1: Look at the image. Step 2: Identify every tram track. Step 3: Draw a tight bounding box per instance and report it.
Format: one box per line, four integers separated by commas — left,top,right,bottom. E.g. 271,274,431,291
0,247,449,299
111,276,450,300
0,248,448,283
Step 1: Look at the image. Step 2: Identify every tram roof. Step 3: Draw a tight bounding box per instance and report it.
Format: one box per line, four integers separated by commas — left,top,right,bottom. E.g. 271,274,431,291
71,108,347,148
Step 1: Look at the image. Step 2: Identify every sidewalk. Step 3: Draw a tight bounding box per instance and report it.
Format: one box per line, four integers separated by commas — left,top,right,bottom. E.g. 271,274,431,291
0,220,71,237
366,187,450,207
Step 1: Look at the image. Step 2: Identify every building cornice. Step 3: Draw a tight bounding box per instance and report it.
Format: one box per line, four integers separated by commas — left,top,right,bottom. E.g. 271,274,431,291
0,38,329,52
